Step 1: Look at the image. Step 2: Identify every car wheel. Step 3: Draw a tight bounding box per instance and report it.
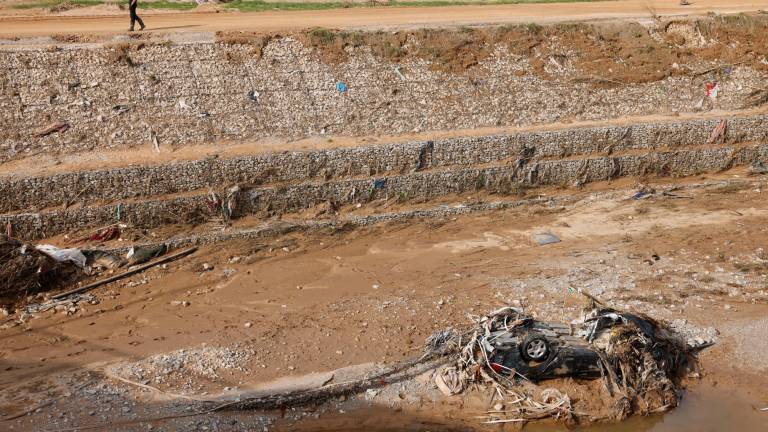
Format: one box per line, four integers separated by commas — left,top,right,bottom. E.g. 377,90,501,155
521,333,550,362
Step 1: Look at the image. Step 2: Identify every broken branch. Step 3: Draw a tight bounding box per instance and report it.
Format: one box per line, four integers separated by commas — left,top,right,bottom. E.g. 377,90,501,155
50,246,197,300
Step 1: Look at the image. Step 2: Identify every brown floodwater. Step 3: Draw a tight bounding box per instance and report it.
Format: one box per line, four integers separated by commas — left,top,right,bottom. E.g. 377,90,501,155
528,385,768,432
286,385,768,432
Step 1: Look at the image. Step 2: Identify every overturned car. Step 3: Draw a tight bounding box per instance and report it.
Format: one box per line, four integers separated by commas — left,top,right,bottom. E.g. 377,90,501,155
484,315,602,380
432,303,713,422
481,306,701,382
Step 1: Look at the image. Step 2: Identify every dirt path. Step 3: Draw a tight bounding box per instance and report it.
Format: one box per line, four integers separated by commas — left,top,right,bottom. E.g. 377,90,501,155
1,0,768,37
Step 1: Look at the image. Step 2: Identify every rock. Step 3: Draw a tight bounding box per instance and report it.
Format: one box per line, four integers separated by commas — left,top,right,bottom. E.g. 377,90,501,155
244,322,253,328
201,263,214,272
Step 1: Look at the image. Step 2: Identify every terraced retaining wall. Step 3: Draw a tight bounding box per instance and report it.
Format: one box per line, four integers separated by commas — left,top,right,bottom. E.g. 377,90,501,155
2,114,766,214
3,141,766,240
1,35,765,163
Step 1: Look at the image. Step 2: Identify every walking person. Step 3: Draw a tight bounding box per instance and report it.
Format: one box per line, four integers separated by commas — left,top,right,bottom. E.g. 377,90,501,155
128,0,145,32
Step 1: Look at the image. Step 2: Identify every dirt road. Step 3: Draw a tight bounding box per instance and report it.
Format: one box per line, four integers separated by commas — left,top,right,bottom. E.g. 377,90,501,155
1,0,768,37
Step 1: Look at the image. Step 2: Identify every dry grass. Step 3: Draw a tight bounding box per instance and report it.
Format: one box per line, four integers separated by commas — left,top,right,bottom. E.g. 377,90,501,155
103,41,146,66
293,14,768,83
215,32,274,61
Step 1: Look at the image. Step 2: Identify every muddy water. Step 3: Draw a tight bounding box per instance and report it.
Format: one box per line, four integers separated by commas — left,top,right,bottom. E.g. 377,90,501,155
288,385,767,431
529,386,768,432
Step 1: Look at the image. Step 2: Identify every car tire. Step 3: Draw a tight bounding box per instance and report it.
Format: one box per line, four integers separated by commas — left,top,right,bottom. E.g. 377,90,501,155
520,333,550,362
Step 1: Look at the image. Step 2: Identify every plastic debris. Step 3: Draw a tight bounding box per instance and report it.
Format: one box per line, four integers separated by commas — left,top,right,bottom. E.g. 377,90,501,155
533,232,561,246
394,66,406,81
35,244,87,268
34,121,69,138
88,225,121,242
415,141,434,171
373,178,387,190
151,131,160,153
248,90,259,102
205,185,240,222
126,244,168,266
86,250,124,269
706,82,719,100
707,119,727,144
335,81,348,93
632,184,655,200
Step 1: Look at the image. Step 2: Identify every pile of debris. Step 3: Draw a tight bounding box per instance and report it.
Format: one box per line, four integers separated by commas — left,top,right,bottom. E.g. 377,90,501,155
1,228,194,312
0,235,81,305
431,301,713,425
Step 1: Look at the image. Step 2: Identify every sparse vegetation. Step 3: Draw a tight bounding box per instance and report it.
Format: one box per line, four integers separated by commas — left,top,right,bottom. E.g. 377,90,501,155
287,13,768,84
143,1,197,10
11,0,197,9
225,0,616,13
10,0,617,13
104,41,143,66
11,0,101,9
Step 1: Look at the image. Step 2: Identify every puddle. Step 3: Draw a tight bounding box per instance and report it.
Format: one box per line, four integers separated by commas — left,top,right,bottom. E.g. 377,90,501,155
285,385,767,431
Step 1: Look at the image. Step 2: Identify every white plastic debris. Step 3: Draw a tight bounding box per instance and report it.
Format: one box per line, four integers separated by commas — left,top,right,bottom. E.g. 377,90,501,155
35,244,87,268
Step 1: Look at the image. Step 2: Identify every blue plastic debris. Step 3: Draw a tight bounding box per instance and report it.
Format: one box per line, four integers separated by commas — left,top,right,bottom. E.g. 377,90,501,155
373,179,387,190
335,82,348,93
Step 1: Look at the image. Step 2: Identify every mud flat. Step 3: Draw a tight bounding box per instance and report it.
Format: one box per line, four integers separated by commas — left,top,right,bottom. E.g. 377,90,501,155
1,12,768,432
